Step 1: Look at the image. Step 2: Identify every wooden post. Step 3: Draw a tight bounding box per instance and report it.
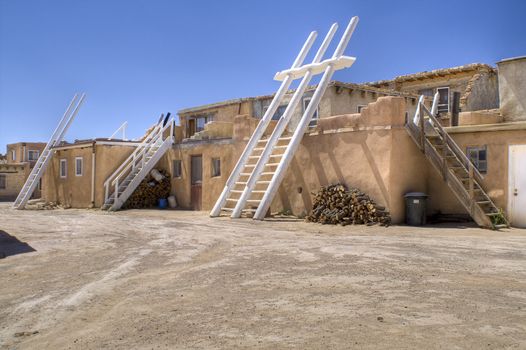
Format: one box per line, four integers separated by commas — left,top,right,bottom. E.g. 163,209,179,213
419,103,425,152
468,163,475,216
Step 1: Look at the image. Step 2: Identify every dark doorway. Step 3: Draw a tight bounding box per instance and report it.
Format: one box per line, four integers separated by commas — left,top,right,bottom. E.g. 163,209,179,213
191,155,203,210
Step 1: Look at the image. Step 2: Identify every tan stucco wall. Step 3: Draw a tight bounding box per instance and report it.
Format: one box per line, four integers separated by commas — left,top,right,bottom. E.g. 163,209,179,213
42,143,135,208
0,163,30,201
459,109,503,126
497,57,526,122
6,142,46,165
161,140,239,210
275,96,425,223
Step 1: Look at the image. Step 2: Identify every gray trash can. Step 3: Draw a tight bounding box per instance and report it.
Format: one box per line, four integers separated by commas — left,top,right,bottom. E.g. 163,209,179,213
404,192,428,226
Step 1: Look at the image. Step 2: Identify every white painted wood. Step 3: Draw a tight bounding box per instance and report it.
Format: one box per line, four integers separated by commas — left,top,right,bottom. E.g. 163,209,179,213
102,116,174,210
274,56,355,81
109,121,128,140
209,30,318,217
231,23,339,218
509,145,526,227
254,17,359,220
13,93,86,209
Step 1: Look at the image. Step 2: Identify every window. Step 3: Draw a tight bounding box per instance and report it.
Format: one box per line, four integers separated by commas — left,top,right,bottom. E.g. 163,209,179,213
11,150,15,162
263,104,288,120
187,115,213,137
75,157,83,176
437,87,450,113
303,97,319,120
28,150,39,161
173,160,182,178
0,174,6,189
357,105,367,113
467,146,487,174
60,159,67,178
211,158,221,177
417,88,434,97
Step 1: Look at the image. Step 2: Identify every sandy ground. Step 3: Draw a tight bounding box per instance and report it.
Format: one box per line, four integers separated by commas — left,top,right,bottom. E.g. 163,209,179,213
0,203,525,349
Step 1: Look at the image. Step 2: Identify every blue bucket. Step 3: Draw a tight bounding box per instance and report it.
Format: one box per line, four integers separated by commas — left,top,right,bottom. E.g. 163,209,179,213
158,198,168,209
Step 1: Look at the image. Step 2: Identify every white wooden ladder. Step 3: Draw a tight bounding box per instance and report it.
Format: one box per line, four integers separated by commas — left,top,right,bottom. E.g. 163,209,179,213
210,17,359,219
102,114,175,211
13,93,86,209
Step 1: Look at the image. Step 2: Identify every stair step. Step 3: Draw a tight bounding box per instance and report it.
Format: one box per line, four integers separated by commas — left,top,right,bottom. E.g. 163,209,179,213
476,201,491,205
248,156,260,160
257,181,271,184
240,173,252,176
252,190,266,194
260,172,275,176
269,154,283,158
266,163,280,167
494,224,508,229
235,182,248,185
221,207,234,211
485,212,501,217
231,190,243,193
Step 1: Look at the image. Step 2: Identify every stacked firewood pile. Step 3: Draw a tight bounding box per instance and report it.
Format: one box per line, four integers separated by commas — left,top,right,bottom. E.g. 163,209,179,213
306,184,391,226
122,169,171,209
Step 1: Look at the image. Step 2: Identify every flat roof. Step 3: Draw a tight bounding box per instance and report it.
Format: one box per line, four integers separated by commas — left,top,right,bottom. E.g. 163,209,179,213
366,63,495,86
497,55,526,64
178,80,417,115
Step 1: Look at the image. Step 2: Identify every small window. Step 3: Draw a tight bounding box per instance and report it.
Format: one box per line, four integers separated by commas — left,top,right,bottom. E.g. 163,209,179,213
418,88,434,97
75,157,83,176
211,158,221,177
263,104,288,121
28,150,39,161
303,97,319,120
467,146,487,174
357,105,367,113
437,87,450,113
173,160,182,178
11,150,15,162
0,174,6,189
60,159,67,178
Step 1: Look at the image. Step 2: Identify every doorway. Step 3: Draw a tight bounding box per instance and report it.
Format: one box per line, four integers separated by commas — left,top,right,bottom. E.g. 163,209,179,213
191,155,203,211
509,145,526,228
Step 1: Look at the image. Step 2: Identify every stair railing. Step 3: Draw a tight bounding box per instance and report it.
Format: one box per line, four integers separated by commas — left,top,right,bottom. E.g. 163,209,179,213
103,116,174,203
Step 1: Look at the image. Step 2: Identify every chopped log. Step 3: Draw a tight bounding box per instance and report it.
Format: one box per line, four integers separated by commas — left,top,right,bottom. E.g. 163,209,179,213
122,169,171,209
306,184,391,226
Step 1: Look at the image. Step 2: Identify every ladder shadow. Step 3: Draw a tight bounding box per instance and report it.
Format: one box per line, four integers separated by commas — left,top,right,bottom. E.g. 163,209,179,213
0,230,36,259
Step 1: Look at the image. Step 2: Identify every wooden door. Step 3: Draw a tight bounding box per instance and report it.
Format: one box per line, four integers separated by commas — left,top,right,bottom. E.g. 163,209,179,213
191,155,203,211
509,145,526,228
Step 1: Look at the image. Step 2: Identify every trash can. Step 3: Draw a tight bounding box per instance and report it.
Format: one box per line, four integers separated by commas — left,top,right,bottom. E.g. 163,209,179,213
158,198,168,209
404,192,428,226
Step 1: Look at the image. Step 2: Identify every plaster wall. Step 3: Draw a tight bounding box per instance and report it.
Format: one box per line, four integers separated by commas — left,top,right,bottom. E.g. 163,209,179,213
497,57,526,121
0,163,30,201
42,144,135,207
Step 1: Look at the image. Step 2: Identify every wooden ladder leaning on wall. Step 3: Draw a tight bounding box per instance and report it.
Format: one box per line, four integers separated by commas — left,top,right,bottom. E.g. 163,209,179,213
405,93,509,229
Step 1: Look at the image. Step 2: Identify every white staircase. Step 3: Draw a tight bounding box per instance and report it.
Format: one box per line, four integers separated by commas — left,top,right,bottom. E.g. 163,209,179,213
13,94,86,209
210,17,359,220
102,115,175,211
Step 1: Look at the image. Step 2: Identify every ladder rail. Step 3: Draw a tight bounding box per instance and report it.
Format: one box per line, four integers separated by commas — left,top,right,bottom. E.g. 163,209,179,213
103,117,174,207
209,30,318,216
232,23,339,218
408,96,508,228
254,17,359,220
103,116,164,202
13,94,85,209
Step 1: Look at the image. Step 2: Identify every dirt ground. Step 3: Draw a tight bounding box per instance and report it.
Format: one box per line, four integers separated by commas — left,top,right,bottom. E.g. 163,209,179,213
0,203,525,349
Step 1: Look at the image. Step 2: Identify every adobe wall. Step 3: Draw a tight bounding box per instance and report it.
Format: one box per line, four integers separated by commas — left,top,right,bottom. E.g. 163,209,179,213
6,142,46,164
497,57,526,121
274,96,427,224
0,163,30,201
42,144,135,208
161,139,240,210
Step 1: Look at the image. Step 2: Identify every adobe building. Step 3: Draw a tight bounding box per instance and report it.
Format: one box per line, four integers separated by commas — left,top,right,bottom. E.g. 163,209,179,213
39,59,526,227
0,142,46,201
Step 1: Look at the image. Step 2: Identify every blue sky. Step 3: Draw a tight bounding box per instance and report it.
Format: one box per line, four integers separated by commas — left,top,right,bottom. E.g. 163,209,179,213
1,0,525,151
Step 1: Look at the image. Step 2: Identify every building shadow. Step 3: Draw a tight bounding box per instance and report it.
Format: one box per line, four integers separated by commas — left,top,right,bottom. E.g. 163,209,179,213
0,230,36,259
